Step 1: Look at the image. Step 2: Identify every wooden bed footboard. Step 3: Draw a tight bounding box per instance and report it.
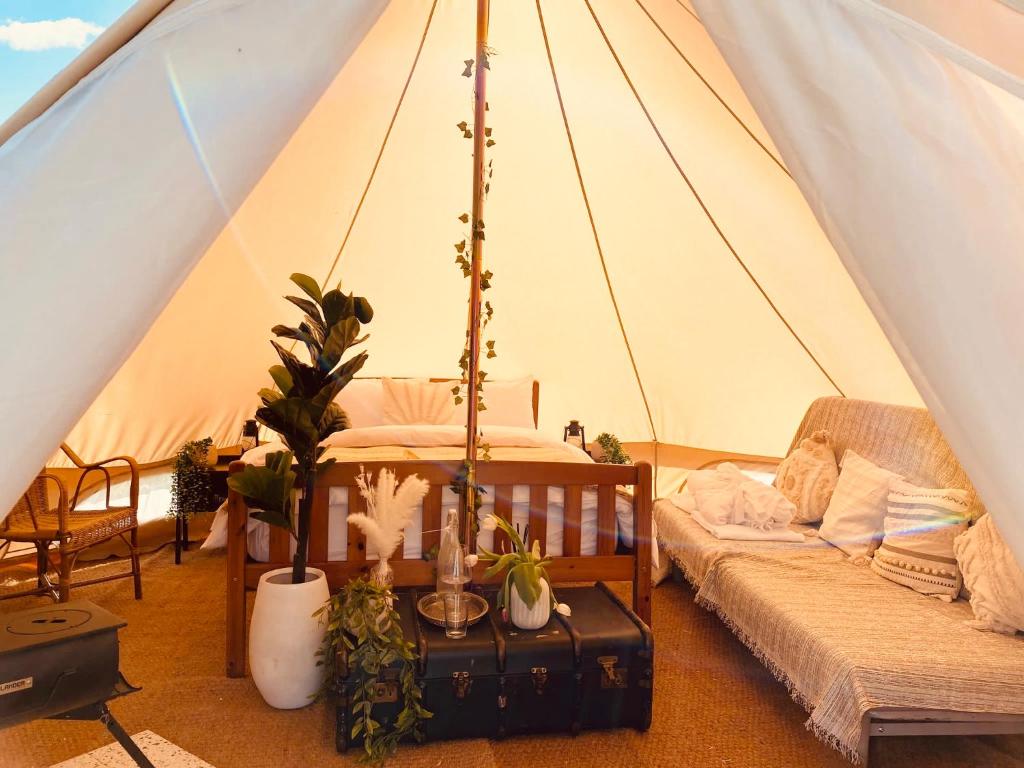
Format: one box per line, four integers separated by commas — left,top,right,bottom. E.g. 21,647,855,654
226,460,652,677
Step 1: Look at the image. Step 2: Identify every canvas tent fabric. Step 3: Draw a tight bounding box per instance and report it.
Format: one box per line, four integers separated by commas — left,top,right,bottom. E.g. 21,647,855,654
0,1,1014,558
693,0,1024,558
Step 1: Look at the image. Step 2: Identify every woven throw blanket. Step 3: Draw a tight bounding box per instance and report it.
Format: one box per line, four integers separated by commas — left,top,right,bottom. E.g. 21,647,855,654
654,500,1024,764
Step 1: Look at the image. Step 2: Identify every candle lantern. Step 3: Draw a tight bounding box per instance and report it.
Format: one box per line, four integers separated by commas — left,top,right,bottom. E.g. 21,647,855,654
240,419,260,453
563,420,586,452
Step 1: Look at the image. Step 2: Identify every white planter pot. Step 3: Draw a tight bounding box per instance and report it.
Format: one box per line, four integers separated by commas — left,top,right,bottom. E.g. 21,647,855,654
510,579,551,630
249,567,330,709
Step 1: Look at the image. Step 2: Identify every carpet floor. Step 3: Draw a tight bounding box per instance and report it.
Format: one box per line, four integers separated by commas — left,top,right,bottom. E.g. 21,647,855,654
1,549,1021,768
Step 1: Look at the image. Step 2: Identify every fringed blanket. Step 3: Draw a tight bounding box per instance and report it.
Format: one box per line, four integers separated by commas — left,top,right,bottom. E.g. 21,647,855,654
654,500,1024,763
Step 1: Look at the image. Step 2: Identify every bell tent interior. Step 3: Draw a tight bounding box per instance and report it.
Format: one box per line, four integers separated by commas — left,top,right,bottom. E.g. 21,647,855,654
0,0,1023,766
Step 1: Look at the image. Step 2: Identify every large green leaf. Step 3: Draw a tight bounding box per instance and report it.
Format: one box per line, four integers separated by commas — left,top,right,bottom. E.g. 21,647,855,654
320,289,352,328
353,296,374,324
270,341,321,398
319,401,350,436
290,273,322,304
318,317,360,373
268,365,293,395
256,397,319,457
226,451,295,532
271,324,320,361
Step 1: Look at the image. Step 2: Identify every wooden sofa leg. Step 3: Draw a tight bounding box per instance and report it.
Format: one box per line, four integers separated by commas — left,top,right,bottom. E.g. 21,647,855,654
858,712,873,767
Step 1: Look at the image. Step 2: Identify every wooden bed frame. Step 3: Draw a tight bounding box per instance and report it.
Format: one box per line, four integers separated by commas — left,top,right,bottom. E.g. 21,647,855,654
225,459,652,677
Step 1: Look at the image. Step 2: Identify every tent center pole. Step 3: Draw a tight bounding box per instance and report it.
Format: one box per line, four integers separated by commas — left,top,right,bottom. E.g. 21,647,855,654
461,0,490,546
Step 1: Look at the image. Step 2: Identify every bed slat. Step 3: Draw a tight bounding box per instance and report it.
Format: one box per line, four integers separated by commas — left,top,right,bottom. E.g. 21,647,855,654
564,484,583,557
597,484,616,555
269,521,290,563
347,486,366,564
421,485,442,559
529,486,548,555
493,484,513,554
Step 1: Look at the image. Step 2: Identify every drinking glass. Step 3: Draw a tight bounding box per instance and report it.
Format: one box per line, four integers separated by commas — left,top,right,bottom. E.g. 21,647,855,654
443,591,469,639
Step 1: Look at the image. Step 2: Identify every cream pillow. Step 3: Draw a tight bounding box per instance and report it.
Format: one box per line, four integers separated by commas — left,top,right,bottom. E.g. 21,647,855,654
954,514,1024,634
773,430,838,523
381,378,456,425
869,480,969,600
447,377,536,429
819,450,901,560
334,378,385,427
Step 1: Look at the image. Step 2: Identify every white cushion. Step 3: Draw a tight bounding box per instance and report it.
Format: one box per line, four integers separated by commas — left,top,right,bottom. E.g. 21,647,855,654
333,378,385,428
773,429,838,523
869,480,970,599
819,449,901,560
381,378,455,425
954,514,1024,634
448,377,536,429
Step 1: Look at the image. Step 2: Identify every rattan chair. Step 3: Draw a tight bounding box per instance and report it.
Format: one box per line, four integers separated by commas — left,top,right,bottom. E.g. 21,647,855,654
1,444,142,602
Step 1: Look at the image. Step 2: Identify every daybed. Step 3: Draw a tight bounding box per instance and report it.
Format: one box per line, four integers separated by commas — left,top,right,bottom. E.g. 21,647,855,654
654,396,1024,766
217,378,653,676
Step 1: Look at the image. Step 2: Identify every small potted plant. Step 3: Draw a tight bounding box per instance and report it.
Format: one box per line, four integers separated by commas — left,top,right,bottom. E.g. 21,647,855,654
477,514,570,629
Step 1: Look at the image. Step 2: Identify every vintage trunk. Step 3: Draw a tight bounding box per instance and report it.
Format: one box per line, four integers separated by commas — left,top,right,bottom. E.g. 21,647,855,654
336,583,652,751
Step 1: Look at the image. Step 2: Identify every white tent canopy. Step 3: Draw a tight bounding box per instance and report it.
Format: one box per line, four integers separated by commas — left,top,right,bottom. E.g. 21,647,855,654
0,1,1020,555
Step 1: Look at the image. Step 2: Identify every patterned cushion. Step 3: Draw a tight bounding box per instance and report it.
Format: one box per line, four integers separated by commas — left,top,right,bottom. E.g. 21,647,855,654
820,449,901,560
773,429,838,523
870,480,970,599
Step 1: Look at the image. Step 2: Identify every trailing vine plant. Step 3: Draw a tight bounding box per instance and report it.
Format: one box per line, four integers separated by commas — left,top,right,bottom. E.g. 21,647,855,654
168,437,215,521
451,48,497,464
316,578,431,763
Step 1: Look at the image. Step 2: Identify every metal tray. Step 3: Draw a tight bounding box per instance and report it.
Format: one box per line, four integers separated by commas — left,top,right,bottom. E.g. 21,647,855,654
416,591,489,628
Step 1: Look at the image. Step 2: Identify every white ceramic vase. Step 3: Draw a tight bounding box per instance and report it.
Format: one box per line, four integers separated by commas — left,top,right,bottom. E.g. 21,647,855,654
249,566,330,709
510,579,551,630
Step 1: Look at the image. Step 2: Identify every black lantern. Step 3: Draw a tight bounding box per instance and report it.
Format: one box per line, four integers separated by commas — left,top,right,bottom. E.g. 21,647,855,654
240,419,260,453
563,420,586,452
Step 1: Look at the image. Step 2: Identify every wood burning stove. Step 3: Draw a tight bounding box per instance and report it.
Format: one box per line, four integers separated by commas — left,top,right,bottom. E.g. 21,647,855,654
0,600,153,767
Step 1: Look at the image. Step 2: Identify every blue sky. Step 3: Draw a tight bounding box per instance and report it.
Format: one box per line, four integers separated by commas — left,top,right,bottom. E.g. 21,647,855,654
0,1,135,124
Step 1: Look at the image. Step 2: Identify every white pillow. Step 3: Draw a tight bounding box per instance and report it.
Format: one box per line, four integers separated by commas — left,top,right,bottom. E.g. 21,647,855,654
448,377,536,429
954,514,1024,634
334,378,385,428
381,378,456,425
819,449,902,560
869,480,970,600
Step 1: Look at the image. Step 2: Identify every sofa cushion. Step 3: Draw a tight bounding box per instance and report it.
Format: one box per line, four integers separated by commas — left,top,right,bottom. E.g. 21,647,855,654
820,450,901,560
955,513,1024,634
869,480,969,600
773,429,838,523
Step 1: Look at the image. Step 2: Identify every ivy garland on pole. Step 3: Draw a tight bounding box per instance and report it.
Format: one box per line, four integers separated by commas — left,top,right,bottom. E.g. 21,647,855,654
452,46,497,468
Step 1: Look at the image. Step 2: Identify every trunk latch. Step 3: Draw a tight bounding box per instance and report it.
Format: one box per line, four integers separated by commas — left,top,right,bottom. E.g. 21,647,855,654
597,656,625,689
452,671,472,699
530,666,548,695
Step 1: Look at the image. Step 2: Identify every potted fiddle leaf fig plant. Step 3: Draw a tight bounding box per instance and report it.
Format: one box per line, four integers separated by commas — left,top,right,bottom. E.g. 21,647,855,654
477,514,571,630
227,273,372,709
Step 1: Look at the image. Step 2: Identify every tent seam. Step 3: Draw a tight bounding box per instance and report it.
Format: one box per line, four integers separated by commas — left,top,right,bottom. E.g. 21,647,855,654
320,0,439,290
535,0,659,442
584,0,846,398
634,0,791,178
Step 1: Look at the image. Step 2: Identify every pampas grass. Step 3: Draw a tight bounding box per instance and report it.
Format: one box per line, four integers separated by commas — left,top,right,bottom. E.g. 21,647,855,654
349,466,429,586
